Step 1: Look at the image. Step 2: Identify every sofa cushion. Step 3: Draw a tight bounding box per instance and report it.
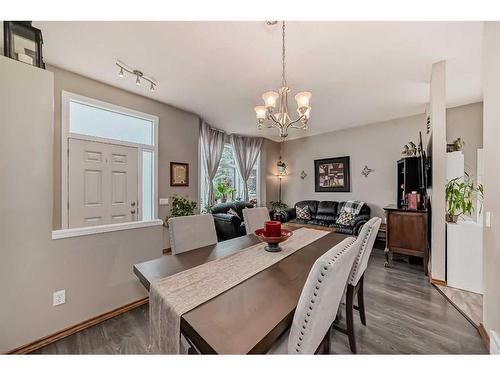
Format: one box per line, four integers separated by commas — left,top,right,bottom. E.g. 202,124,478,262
296,205,312,220
307,219,330,227
316,201,338,216
313,214,336,223
329,223,355,235
295,200,319,215
288,218,309,225
227,208,241,219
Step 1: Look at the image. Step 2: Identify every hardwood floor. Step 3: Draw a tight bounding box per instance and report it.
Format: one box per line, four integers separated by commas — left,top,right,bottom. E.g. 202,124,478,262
32,250,487,354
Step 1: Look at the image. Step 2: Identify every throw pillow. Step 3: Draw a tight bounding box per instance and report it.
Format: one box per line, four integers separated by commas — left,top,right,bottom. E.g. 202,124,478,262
336,211,356,226
228,208,240,219
296,205,311,220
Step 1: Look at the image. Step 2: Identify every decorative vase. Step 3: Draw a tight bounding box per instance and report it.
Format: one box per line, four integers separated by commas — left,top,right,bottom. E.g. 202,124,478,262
254,228,293,252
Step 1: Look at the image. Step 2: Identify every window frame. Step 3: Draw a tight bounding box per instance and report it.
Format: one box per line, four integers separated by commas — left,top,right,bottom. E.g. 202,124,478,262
58,91,160,235
200,141,261,208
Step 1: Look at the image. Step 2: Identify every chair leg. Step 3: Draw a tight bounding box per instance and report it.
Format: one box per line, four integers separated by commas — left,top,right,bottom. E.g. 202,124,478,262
346,284,357,354
357,276,367,326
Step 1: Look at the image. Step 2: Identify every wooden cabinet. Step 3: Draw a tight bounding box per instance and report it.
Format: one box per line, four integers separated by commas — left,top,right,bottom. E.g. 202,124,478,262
384,205,429,275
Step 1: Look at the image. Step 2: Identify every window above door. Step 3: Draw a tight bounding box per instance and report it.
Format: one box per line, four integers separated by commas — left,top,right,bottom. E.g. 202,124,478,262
53,91,161,239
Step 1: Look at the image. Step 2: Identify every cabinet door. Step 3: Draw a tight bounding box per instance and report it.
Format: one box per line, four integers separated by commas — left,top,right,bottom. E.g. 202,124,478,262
387,211,426,254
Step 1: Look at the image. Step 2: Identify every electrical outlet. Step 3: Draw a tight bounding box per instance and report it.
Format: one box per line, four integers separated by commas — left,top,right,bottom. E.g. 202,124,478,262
159,198,169,206
53,290,66,306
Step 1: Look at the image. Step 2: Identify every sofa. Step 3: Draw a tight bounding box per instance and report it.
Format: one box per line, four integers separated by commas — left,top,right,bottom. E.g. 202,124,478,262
278,200,371,235
211,201,255,241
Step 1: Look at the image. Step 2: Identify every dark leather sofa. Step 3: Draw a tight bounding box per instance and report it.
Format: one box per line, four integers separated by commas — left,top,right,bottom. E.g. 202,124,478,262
211,201,254,241
280,200,371,235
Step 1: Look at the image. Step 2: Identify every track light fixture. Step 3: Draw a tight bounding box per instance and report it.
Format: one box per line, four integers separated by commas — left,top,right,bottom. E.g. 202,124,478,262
116,60,157,93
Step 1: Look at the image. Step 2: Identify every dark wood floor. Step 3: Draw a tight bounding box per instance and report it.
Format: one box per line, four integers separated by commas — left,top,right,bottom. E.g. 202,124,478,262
33,250,487,354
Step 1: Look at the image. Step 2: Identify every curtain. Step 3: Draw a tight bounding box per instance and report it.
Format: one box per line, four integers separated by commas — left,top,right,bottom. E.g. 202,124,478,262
230,134,263,202
200,120,226,207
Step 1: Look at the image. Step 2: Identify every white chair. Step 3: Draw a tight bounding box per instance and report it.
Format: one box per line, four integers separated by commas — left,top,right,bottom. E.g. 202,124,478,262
168,214,218,255
333,217,382,353
268,236,361,354
242,207,270,234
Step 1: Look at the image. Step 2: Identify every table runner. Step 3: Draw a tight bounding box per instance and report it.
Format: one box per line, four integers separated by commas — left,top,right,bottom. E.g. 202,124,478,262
149,227,329,354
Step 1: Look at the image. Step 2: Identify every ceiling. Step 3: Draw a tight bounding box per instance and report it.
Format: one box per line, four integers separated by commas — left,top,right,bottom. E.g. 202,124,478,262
34,21,483,141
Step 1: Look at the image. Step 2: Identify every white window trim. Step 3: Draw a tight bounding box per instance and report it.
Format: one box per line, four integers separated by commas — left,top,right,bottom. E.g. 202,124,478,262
58,91,159,236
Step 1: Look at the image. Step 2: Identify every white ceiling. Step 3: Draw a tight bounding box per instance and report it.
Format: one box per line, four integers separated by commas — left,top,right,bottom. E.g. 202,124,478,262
34,21,483,141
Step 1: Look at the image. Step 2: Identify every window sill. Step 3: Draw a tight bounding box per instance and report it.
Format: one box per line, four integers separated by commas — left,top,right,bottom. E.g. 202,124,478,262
52,219,164,240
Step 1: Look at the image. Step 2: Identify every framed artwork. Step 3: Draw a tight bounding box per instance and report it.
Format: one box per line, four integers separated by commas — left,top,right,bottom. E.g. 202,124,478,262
314,156,350,192
170,162,189,187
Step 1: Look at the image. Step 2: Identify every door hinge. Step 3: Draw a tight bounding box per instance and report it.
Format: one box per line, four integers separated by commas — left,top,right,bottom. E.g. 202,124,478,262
67,201,69,210
67,148,69,157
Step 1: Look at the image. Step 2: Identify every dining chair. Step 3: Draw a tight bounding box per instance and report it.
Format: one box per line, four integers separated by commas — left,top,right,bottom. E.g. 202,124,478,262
267,236,361,354
333,216,381,353
168,214,218,255
242,207,270,234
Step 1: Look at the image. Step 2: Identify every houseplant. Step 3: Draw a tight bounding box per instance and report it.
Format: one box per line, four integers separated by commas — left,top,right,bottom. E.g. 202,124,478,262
214,181,236,203
270,201,288,221
445,173,483,223
164,195,197,226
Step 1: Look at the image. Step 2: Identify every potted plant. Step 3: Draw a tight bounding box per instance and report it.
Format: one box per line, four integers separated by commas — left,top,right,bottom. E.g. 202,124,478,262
447,137,465,152
270,201,288,221
214,181,236,203
164,195,197,226
445,173,483,223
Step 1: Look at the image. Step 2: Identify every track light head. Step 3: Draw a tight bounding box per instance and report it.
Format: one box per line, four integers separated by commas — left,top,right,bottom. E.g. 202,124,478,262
150,83,155,92
135,75,141,86
118,66,124,78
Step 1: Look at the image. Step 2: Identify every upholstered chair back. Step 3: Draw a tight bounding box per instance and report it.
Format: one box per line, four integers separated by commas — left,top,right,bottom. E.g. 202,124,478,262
348,217,381,286
287,237,360,354
242,207,270,234
168,214,218,254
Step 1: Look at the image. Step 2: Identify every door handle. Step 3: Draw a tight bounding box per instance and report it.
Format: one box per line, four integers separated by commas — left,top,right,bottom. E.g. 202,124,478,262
131,209,136,214
131,201,136,207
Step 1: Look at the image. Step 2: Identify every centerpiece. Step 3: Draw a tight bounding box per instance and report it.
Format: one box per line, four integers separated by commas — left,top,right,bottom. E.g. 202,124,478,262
254,220,293,252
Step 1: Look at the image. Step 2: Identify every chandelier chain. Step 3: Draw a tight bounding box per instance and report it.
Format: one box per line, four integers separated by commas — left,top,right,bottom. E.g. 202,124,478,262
282,21,286,87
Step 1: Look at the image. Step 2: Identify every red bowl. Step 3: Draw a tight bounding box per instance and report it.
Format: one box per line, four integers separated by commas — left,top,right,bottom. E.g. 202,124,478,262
254,228,293,252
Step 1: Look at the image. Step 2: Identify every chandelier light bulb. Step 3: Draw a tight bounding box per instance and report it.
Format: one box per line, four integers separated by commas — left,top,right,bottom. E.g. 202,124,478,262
295,92,312,109
262,91,279,109
118,67,124,78
254,106,267,122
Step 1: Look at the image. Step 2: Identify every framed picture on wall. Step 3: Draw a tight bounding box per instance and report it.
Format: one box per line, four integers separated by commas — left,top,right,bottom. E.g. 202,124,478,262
314,156,350,192
170,162,189,187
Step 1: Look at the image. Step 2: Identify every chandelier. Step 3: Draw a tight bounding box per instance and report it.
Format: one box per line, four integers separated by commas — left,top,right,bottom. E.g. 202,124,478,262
254,21,311,139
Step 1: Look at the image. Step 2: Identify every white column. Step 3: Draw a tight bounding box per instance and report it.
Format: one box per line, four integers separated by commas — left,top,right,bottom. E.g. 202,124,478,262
481,21,500,344
430,60,447,282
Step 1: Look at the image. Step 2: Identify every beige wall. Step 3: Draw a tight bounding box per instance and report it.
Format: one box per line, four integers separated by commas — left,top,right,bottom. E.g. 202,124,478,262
482,22,500,342
260,138,282,207
49,65,200,239
446,102,483,181
280,103,483,220
0,56,164,353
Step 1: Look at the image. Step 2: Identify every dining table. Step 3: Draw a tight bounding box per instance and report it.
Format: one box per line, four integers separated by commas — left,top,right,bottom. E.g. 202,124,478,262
133,226,349,354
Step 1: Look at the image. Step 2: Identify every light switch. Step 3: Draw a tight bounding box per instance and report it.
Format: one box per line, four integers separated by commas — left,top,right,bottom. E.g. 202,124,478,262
159,198,169,206
486,211,492,228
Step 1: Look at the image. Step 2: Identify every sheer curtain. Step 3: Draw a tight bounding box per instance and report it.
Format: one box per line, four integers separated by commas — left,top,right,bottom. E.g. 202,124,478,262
229,134,263,202
200,120,226,207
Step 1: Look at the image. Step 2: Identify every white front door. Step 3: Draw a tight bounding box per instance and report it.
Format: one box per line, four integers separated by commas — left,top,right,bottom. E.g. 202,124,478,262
68,138,138,228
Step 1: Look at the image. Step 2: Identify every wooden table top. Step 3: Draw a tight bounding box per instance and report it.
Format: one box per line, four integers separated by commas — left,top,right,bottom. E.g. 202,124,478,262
133,228,349,354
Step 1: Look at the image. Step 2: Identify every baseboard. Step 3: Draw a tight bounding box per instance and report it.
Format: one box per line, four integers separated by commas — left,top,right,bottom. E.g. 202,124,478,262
7,297,148,354
478,323,490,349
430,278,447,286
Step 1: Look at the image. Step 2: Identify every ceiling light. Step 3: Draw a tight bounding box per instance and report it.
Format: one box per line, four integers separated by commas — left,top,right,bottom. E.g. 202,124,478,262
115,60,157,93
254,21,311,139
